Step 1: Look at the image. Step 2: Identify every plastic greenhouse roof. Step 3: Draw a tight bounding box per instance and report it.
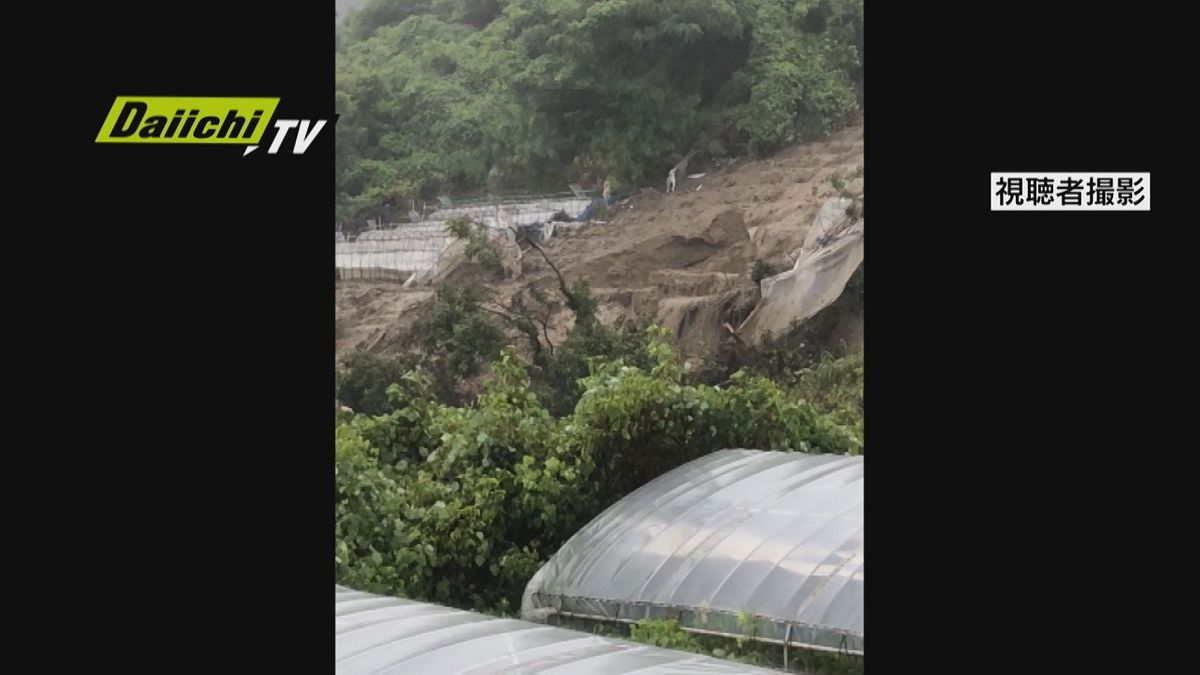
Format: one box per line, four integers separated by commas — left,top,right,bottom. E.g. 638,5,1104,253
335,586,784,674
521,450,863,654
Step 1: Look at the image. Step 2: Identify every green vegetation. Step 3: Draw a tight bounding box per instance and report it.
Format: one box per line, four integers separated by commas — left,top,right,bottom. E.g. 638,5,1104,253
710,261,861,404
629,618,704,652
334,265,864,670
411,284,504,380
751,258,779,284
336,351,420,416
336,326,860,613
446,216,501,270
336,0,863,221
334,4,866,666
337,262,863,431
589,617,862,675
793,352,862,441
626,618,863,675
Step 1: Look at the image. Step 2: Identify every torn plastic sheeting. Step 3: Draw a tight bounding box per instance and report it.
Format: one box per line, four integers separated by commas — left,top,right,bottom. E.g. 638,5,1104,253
741,229,862,345
802,197,858,253
739,198,863,345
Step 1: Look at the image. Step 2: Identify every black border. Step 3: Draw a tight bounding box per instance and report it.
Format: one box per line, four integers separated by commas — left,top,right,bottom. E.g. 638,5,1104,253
29,2,336,668
14,1,1188,670
867,1,1183,670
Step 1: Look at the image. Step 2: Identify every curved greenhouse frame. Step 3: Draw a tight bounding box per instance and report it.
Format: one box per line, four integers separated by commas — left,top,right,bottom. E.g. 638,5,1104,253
335,585,783,674
521,450,864,655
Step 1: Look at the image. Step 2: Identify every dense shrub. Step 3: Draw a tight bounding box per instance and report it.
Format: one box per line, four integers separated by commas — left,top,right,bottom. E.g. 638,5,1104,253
336,351,419,416
793,352,863,443
335,327,860,612
751,259,779,284
411,284,505,380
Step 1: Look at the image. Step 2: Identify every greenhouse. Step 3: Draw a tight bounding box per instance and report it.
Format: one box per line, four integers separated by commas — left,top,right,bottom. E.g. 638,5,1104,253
335,585,783,674
521,450,864,655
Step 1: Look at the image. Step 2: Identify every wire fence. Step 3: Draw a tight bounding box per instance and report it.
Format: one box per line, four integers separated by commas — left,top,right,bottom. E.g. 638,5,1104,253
412,193,592,229
336,193,596,282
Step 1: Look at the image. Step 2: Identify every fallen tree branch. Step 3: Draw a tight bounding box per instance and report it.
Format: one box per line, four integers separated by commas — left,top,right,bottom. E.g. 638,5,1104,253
538,315,555,357
482,301,553,356
511,227,576,313
723,322,747,348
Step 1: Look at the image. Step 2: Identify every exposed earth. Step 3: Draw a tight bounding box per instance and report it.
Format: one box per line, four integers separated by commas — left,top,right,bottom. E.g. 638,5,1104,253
336,122,864,365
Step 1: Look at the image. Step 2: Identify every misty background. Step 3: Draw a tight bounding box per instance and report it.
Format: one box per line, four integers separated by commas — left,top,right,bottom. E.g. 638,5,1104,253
336,0,368,21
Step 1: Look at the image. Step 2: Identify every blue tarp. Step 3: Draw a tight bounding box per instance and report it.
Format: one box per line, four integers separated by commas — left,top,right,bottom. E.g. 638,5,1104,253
575,192,623,221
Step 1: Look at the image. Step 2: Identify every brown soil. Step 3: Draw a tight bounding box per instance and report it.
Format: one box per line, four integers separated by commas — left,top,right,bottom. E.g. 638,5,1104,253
335,122,864,361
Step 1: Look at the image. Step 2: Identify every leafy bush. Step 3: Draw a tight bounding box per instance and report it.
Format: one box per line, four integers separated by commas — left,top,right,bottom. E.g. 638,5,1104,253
411,284,504,381
569,329,859,496
704,338,863,447
446,216,500,270
751,259,778,284
528,320,651,418
792,352,863,443
350,372,442,468
629,619,704,652
334,423,407,595
336,349,578,609
336,351,420,416
335,326,861,612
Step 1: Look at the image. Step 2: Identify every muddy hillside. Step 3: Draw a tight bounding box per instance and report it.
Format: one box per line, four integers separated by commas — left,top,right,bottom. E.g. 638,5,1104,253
336,122,864,362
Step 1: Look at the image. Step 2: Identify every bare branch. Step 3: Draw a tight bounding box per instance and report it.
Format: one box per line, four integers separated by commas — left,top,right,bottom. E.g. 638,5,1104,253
482,301,550,356
537,313,555,356
723,322,747,348
520,234,575,312
480,304,516,322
